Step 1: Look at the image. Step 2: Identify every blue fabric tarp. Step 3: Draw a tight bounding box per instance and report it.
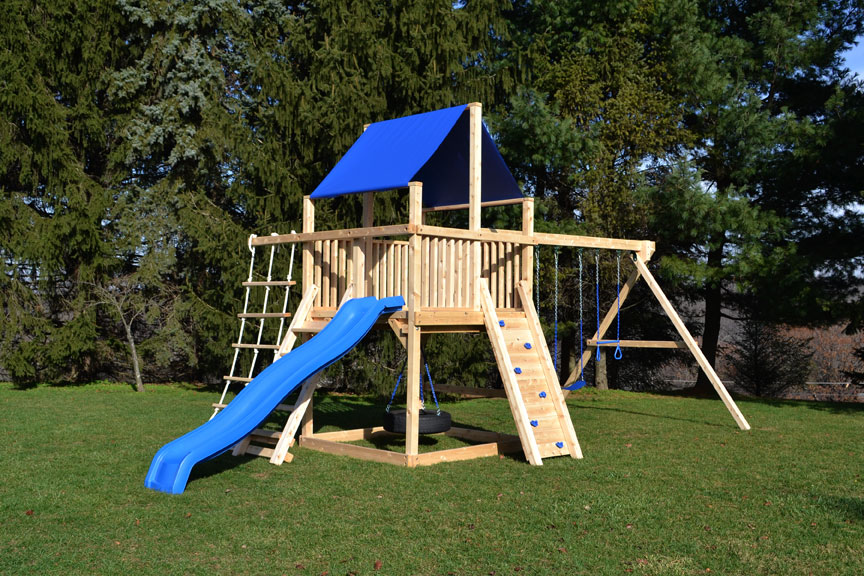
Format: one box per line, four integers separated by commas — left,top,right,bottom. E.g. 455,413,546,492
310,105,522,208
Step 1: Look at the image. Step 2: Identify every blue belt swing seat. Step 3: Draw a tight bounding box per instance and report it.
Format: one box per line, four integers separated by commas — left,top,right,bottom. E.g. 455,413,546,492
562,249,624,391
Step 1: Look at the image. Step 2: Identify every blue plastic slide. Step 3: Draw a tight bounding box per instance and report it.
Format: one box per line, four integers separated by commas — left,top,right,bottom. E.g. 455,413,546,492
145,295,405,494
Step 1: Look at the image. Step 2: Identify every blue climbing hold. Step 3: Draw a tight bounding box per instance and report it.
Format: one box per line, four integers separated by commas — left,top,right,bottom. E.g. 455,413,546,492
524,342,532,350
499,320,505,327
530,420,538,427
514,367,522,374
555,442,564,449
539,391,547,398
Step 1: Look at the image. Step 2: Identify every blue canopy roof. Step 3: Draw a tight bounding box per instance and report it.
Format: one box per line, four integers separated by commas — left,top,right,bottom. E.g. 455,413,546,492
310,105,523,208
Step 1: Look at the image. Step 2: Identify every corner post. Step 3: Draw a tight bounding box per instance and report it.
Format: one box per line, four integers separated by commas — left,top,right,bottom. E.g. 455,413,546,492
302,196,315,293
300,196,316,436
520,198,534,307
358,192,374,297
468,102,482,309
405,182,423,463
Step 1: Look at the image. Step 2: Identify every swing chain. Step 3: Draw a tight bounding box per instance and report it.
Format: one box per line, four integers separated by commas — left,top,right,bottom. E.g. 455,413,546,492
553,246,559,373
614,251,623,360
386,358,407,413
577,248,585,380
535,245,540,312
595,250,602,361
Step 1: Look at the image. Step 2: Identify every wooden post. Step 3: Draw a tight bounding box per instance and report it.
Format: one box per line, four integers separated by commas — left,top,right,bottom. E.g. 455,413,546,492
632,254,751,431
362,192,374,298
302,196,315,294
520,198,534,308
468,102,482,309
405,182,423,462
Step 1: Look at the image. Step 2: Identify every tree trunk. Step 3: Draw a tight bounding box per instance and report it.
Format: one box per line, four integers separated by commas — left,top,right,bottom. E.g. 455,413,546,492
123,321,145,392
694,240,725,395
595,349,608,390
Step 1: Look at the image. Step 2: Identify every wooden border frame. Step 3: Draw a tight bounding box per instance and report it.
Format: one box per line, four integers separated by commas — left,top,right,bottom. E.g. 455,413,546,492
297,426,523,467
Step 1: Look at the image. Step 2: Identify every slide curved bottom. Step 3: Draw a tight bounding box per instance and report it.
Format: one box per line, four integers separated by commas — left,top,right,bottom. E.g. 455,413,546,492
145,295,404,494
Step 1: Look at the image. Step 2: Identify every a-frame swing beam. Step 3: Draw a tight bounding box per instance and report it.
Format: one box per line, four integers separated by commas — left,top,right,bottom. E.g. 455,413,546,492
631,255,750,431
562,254,750,432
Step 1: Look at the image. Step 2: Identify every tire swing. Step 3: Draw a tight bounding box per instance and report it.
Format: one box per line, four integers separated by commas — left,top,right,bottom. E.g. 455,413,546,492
383,350,451,434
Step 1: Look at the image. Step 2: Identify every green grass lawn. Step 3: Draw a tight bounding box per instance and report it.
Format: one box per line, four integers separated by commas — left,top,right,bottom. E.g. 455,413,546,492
0,383,861,575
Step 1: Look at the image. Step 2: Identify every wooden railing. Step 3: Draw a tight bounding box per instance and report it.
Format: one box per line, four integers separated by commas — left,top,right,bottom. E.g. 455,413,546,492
254,222,654,311
311,235,526,309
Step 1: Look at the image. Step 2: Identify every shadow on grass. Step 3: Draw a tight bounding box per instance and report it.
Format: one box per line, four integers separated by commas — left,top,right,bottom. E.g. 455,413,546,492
819,495,864,521
575,403,731,428
188,451,256,485
653,390,863,416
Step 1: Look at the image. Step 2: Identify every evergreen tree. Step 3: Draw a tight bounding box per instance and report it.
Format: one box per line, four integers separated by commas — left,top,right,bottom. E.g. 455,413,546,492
0,0,141,385
650,0,864,392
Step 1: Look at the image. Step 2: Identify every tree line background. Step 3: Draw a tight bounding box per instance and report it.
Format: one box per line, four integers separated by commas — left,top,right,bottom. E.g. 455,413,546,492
2,0,863,396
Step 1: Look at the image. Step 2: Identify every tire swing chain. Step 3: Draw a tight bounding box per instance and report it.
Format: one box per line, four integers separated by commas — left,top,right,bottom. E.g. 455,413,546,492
385,350,441,416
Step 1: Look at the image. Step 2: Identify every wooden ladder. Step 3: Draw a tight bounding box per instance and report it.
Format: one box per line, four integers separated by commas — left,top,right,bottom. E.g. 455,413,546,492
478,279,583,465
230,284,321,465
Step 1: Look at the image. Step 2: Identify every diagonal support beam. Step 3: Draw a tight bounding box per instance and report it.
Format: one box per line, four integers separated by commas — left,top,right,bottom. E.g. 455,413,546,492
632,255,750,431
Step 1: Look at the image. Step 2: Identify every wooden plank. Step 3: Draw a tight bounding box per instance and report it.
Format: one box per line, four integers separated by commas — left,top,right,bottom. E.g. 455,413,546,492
521,198,534,305
430,238,439,307
314,240,323,306
433,384,507,398
534,232,652,254
586,339,688,349
518,280,583,459
299,436,409,466
221,376,252,383
302,196,314,295
362,192,374,297
310,426,396,442
490,241,498,306
232,343,280,350
422,236,430,307
437,236,446,306
388,317,408,348
338,240,347,301
563,268,641,390
329,240,338,304
505,242,513,308
242,280,297,287
449,239,457,307
251,224,413,246
422,197,525,212
413,440,523,466
414,309,484,326
237,312,292,319
477,278,542,466
632,255,751,431
419,224,531,246
270,374,318,465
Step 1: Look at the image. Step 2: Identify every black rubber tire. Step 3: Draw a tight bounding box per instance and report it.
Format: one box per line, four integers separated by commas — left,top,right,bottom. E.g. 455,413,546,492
383,409,451,434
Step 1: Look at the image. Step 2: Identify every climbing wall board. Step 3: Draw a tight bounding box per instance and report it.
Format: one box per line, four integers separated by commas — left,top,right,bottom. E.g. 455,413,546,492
478,279,542,465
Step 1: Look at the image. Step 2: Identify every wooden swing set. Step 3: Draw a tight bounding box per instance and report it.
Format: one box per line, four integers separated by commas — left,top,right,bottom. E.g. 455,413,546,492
216,103,750,469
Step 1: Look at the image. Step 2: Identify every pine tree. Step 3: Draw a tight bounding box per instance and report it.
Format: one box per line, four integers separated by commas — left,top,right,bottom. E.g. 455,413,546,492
652,0,864,392
0,0,142,385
